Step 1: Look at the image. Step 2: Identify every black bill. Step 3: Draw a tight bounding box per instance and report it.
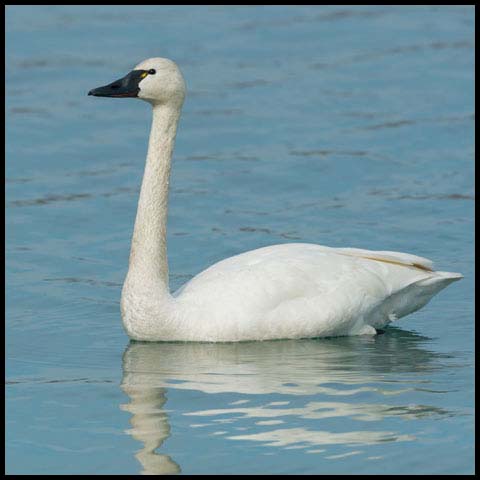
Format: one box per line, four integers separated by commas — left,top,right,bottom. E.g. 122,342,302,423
88,70,148,98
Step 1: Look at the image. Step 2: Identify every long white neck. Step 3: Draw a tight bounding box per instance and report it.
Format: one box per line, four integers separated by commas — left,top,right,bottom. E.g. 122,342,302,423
127,103,181,294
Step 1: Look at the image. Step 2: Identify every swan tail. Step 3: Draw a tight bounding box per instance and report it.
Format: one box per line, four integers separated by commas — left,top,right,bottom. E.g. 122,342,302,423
416,270,463,286
371,270,463,326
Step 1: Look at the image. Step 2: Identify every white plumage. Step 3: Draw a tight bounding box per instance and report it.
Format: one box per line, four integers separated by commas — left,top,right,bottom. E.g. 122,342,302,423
89,57,462,342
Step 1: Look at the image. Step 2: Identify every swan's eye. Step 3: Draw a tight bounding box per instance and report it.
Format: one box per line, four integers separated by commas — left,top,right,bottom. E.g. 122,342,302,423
148,69,156,75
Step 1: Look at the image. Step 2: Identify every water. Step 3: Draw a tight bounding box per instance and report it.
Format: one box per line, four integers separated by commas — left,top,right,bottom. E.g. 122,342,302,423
5,5,474,475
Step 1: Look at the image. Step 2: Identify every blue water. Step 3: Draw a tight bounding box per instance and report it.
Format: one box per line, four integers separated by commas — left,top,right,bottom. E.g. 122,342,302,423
6,5,474,475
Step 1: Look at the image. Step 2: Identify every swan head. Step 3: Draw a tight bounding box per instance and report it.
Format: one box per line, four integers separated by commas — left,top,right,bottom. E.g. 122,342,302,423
88,57,186,107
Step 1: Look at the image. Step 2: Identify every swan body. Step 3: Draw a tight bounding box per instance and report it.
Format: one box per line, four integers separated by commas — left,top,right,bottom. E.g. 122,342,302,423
89,57,462,342
122,243,462,342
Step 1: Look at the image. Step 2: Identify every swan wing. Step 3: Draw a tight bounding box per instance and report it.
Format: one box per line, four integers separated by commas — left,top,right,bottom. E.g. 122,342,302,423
172,243,461,341
332,247,434,271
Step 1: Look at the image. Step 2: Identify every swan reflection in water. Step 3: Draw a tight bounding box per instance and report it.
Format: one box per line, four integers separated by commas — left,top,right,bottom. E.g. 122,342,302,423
120,328,451,474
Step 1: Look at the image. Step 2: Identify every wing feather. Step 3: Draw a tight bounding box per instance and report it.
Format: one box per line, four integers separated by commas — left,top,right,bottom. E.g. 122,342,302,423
333,247,434,272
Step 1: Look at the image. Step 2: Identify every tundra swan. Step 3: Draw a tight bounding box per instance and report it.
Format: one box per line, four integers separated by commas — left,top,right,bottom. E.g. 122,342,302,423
88,57,462,342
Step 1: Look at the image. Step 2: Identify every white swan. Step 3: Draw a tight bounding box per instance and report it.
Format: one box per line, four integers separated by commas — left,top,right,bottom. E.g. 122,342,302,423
89,57,462,342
